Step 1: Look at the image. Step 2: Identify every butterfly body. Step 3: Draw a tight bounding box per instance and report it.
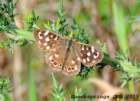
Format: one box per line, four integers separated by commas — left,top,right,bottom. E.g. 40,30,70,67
34,29,103,76
62,39,72,69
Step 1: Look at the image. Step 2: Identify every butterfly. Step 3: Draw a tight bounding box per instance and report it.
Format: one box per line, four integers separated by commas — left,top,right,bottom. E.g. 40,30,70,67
33,29,103,76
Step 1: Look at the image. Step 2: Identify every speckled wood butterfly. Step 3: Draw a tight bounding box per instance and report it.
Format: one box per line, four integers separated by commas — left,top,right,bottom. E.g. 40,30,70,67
33,29,103,76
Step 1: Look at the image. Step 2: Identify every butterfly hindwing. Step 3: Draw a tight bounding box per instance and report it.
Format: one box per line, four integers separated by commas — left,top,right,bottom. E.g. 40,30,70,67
62,42,81,75
46,45,67,71
79,44,103,67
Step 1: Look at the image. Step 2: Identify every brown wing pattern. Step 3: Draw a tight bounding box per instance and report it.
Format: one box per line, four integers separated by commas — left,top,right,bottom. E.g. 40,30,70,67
73,41,103,67
45,45,67,71
62,42,81,75
34,29,67,71
34,29,63,51
33,29,103,76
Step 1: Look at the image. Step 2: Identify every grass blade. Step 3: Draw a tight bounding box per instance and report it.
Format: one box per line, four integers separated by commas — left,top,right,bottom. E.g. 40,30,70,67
28,62,37,101
113,1,129,55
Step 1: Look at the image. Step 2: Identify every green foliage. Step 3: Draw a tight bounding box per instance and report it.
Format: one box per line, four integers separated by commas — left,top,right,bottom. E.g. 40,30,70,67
51,74,66,101
0,0,38,50
0,0,17,32
0,79,12,101
15,29,34,41
28,61,37,101
45,0,70,36
51,74,86,101
113,1,128,55
78,65,96,79
116,54,140,85
0,11,36,49
112,1,138,93
0,39,15,49
98,0,110,26
45,2,90,44
71,19,89,44
129,1,140,16
56,3,70,36
24,11,39,31
70,88,83,101
0,79,11,94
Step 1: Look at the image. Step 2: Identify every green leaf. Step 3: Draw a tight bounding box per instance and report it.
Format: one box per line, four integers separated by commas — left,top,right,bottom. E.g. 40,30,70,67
15,29,34,41
28,62,37,101
113,1,128,55
51,73,66,101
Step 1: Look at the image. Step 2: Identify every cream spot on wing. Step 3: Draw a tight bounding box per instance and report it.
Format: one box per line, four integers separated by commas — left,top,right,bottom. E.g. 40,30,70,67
49,56,52,60
67,67,70,72
43,43,47,46
87,58,90,62
54,54,59,58
80,53,83,57
93,55,97,59
44,30,49,36
46,46,50,50
75,66,78,70
38,41,41,45
83,59,86,63
92,60,96,64
81,46,84,50
86,47,89,50
91,46,95,53
71,60,75,64
50,35,54,38
53,48,57,52
87,52,91,56
54,37,58,40
38,32,41,36
77,57,81,61
45,37,50,42
39,36,43,39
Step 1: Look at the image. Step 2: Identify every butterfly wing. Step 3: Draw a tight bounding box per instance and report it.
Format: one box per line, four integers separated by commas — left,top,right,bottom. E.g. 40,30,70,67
46,45,68,71
62,42,81,76
34,29,63,51
74,42,103,67
34,29,67,71
33,29,103,75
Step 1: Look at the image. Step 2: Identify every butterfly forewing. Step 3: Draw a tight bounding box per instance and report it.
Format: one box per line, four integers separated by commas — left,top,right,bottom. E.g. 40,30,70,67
34,29,63,51
34,29,67,71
